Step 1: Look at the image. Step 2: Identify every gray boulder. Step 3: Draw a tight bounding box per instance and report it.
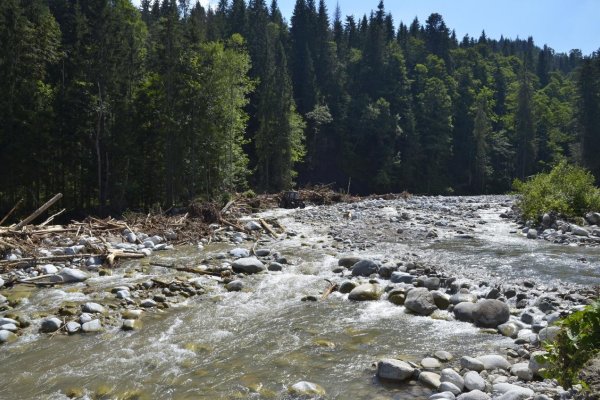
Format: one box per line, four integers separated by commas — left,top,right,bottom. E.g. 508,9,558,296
351,259,379,277
430,393,456,400
460,356,485,372
454,302,476,322
82,302,106,314
81,319,102,333
348,284,382,301
40,317,62,333
405,288,437,316
55,268,89,283
463,371,486,391
472,299,510,328
492,383,534,398
229,248,250,258
418,371,441,389
456,391,490,400
441,368,464,391
376,359,415,381
338,256,361,268
225,280,244,292
390,271,414,284
476,354,510,370
423,277,441,290
232,257,265,274
65,321,81,334
432,291,450,310
510,362,533,381
538,326,560,343
439,382,461,396
339,281,357,294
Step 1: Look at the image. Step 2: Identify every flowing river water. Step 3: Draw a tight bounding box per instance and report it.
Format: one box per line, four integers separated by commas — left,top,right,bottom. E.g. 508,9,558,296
0,196,598,399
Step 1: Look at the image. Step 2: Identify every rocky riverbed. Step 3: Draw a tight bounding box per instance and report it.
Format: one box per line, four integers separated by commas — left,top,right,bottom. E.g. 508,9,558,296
0,195,598,399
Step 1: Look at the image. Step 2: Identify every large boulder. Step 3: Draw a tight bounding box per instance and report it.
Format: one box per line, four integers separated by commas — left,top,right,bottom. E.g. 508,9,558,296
351,259,379,277
405,288,437,316
453,302,476,322
472,299,510,328
231,257,265,274
376,359,415,381
40,317,62,333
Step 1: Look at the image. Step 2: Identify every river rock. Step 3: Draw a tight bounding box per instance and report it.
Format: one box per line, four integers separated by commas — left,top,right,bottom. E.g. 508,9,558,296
454,302,476,322
0,323,18,332
377,359,415,381
225,280,243,292
255,248,271,257
450,290,478,305
122,309,143,319
0,330,17,344
460,356,485,372
457,390,490,400
529,351,549,377
464,371,486,391
81,319,102,333
338,256,361,268
348,284,382,301
421,357,442,369
140,299,157,308
418,371,441,389
0,277,4,287
40,317,62,333
232,257,265,274
534,297,557,313
268,262,283,271
423,277,441,290
538,326,560,343
492,383,534,397
510,362,533,381
527,229,538,239
339,280,357,294
585,212,600,225
116,290,130,300
245,221,262,231
288,381,326,397
430,393,456,400
405,288,437,316
472,299,510,328
435,351,454,362
65,321,81,334
82,302,106,314
497,322,521,338
439,382,461,396
55,268,89,283
122,319,142,331
476,354,510,370
79,313,93,323
570,225,589,237
0,318,18,327
351,259,379,277
390,271,415,284
40,264,58,274
229,248,250,258
432,291,450,310
441,368,464,390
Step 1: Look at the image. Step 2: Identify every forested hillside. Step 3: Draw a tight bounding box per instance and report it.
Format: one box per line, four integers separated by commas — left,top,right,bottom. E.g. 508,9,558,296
1,0,599,214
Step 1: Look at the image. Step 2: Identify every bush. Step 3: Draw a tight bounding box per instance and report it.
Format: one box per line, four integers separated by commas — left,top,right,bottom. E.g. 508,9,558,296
513,161,600,221
543,300,600,388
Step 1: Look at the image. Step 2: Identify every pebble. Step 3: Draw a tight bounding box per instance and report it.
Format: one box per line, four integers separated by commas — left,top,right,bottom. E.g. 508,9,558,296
141,299,157,308
464,370,486,391
40,317,62,333
82,302,106,314
65,321,81,334
421,357,442,369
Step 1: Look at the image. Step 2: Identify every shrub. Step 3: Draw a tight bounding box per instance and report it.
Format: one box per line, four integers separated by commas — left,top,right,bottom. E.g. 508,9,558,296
543,300,600,388
513,161,600,221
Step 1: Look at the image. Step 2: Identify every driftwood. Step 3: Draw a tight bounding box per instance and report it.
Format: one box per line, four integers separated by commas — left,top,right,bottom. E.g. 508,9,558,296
0,198,23,226
321,279,339,300
40,209,66,227
150,262,221,276
14,193,63,230
259,219,279,238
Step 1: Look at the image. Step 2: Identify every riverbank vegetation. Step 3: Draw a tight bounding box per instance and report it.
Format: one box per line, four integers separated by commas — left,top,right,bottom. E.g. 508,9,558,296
543,300,600,389
2,0,600,217
513,162,600,220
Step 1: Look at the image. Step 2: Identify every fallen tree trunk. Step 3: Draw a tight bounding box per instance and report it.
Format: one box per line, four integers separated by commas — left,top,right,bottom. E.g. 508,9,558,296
14,193,63,230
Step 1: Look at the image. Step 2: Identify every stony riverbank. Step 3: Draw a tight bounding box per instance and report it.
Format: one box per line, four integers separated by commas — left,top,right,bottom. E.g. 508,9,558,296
0,195,598,399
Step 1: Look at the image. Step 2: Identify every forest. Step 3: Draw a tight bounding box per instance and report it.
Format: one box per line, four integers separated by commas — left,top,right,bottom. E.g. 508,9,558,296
1,0,600,214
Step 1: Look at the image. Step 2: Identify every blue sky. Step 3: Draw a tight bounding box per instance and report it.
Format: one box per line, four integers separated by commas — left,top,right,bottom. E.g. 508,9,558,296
135,0,600,55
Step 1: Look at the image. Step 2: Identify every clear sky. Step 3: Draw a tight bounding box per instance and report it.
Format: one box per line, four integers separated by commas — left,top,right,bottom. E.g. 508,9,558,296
135,0,600,55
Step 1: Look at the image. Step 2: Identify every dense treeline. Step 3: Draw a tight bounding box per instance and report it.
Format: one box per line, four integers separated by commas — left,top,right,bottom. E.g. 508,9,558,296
1,0,599,215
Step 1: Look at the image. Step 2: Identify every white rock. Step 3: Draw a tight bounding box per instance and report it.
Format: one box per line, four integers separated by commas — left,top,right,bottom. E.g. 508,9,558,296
377,359,415,381
476,354,511,370
464,371,486,391
441,368,465,390
510,362,533,381
81,319,102,333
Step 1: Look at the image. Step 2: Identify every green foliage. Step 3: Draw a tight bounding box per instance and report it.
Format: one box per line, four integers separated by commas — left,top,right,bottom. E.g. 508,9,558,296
543,300,600,388
513,161,600,220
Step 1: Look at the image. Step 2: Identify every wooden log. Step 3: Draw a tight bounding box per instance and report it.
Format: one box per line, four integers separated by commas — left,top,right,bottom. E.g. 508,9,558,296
0,198,23,226
259,219,279,238
321,280,338,300
40,208,66,227
14,193,63,230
